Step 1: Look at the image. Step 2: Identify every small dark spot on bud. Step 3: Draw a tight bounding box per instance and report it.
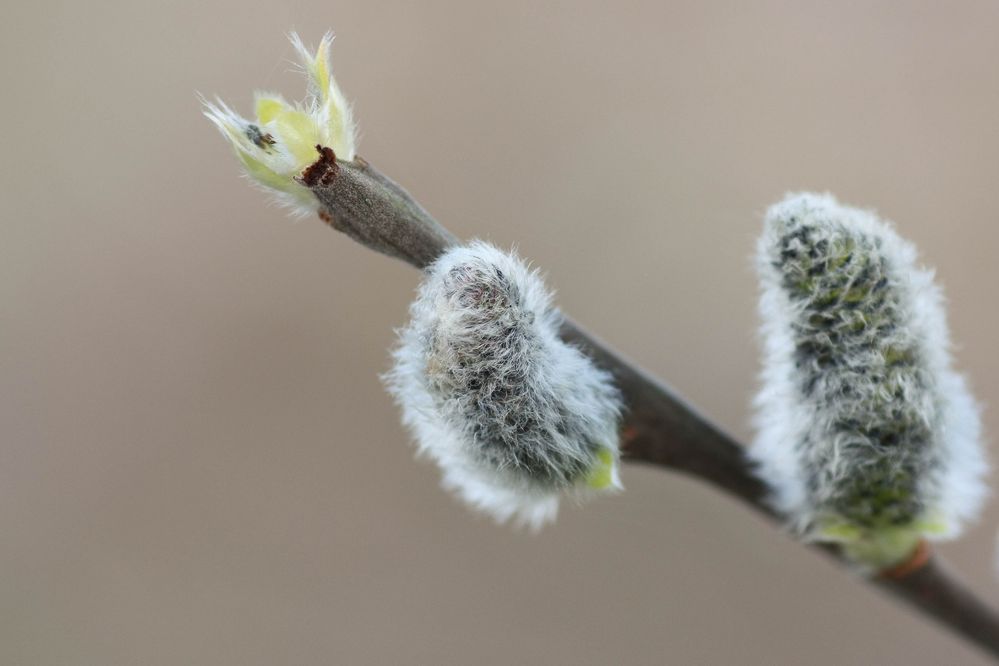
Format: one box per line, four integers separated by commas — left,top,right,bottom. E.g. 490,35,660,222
246,124,276,150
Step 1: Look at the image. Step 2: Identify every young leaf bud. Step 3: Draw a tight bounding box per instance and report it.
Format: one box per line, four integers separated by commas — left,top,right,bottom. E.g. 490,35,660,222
752,193,987,569
386,242,622,529
203,32,356,216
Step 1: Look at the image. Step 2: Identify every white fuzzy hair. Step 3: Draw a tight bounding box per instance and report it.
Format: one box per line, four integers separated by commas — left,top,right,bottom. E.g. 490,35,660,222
385,242,622,529
752,193,987,544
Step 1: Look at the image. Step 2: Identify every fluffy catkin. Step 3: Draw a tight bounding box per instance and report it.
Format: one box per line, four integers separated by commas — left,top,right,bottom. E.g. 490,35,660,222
385,242,622,529
752,193,986,568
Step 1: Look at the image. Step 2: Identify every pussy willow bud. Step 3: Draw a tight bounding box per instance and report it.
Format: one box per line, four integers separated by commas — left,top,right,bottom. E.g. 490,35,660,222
203,32,356,216
386,242,623,529
752,193,987,569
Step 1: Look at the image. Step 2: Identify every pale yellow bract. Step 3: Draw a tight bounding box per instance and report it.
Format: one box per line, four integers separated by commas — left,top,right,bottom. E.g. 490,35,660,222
203,32,356,215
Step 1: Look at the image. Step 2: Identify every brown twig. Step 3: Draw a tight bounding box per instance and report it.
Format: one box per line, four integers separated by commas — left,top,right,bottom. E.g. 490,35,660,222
306,149,999,660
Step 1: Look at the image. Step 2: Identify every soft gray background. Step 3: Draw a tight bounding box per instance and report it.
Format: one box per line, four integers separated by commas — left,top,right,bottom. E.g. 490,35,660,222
4,1,999,664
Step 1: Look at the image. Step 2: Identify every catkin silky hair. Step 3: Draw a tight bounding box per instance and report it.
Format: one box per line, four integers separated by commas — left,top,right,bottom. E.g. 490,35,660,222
386,242,622,528
751,193,987,568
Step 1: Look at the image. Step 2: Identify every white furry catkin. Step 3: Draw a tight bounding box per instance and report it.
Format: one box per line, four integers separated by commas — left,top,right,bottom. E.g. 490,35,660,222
752,193,987,568
386,242,622,529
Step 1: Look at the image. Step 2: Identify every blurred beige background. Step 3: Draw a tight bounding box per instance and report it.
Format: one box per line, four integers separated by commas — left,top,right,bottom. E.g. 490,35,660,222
3,1,999,664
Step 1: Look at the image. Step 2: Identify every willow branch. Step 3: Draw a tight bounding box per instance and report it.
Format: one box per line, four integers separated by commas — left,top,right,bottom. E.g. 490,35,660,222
302,149,999,660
